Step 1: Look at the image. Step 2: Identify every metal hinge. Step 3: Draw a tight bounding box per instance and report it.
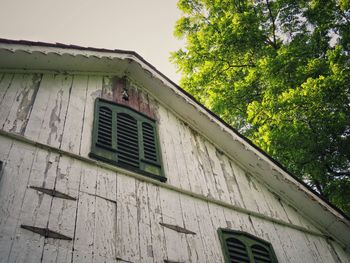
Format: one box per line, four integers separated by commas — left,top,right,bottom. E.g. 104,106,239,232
160,222,196,235
30,186,76,200
21,225,72,240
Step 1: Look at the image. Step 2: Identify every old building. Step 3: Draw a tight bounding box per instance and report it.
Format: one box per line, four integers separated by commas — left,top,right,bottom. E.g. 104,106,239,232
0,39,349,263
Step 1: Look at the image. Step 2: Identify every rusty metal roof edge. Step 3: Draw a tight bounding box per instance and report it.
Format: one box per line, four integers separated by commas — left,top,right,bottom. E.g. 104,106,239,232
0,37,349,224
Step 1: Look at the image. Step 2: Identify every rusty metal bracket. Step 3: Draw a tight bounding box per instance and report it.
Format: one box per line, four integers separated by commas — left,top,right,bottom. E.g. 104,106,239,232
30,186,76,200
21,225,72,240
159,222,196,235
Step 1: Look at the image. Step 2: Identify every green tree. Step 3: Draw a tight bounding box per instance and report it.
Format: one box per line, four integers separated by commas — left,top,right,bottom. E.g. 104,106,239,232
171,0,350,215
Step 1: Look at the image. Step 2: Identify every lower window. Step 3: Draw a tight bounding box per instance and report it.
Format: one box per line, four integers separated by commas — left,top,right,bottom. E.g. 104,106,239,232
218,229,279,263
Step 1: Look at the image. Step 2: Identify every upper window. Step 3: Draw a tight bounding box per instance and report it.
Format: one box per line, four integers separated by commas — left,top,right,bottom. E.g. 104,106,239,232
89,98,165,182
218,229,279,263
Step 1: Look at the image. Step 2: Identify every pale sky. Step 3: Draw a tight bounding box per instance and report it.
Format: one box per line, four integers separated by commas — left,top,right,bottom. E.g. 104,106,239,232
0,0,184,83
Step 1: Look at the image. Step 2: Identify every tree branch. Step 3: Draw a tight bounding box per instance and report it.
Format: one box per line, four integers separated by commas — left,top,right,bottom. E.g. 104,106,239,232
265,0,278,49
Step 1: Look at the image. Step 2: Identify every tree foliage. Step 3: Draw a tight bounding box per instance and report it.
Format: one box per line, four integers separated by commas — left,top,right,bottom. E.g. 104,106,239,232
172,0,350,215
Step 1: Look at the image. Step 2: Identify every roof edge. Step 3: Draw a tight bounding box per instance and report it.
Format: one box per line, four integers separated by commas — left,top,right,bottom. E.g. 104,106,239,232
0,37,349,223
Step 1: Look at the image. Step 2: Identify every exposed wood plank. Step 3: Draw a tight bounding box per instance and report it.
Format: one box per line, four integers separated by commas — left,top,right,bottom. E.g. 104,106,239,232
72,250,93,263
177,122,206,196
80,162,98,195
24,74,55,141
2,143,45,262
94,197,116,260
0,74,31,129
10,149,62,263
0,141,35,228
96,168,117,202
166,109,191,191
116,174,140,262
147,184,167,263
157,106,179,187
0,136,13,179
135,180,154,263
45,156,81,259
41,243,72,263
194,200,223,262
0,73,14,105
248,175,279,218
25,74,73,148
73,191,95,263
19,149,59,227
329,240,350,263
6,228,44,263
60,75,88,154
272,222,308,263
38,74,72,147
303,235,331,263
159,188,189,263
246,215,290,263
179,194,207,263
215,151,244,207
229,160,259,211
2,74,41,134
80,75,103,157
204,141,232,203
55,156,81,198
192,134,219,200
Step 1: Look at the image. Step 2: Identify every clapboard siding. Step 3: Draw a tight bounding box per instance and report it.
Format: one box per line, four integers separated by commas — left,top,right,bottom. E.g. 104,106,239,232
1,72,350,262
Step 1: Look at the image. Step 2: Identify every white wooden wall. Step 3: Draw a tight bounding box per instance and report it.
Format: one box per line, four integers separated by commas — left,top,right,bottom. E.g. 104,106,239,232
0,72,349,263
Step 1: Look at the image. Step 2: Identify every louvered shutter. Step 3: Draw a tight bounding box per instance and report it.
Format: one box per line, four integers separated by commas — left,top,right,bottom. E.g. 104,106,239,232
116,113,140,169
251,244,272,263
89,100,117,164
226,238,250,263
219,229,278,263
140,122,163,178
142,122,157,162
90,98,165,182
97,106,113,148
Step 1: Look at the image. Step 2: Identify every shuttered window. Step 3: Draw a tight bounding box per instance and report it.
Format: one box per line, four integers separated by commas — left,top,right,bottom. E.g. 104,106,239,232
218,229,278,263
90,98,165,182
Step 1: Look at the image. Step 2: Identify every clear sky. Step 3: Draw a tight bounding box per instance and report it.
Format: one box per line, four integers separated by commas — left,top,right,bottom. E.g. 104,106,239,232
0,0,184,83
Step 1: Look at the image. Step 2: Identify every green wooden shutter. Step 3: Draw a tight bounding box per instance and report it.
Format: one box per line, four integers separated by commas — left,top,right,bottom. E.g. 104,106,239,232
251,244,275,263
142,122,157,162
226,237,250,263
218,229,279,263
89,99,117,164
140,121,163,179
116,112,140,169
90,98,165,182
97,106,113,147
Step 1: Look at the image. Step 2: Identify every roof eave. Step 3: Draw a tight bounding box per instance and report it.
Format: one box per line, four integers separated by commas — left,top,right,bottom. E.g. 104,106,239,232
0,39,349,250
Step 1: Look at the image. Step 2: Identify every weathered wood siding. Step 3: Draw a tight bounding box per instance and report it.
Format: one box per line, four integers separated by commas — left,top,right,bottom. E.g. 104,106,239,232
0,72,349,263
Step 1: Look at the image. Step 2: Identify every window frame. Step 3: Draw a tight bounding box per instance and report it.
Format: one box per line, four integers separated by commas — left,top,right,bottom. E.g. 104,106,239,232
89,98,166,182
218,228,279,263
